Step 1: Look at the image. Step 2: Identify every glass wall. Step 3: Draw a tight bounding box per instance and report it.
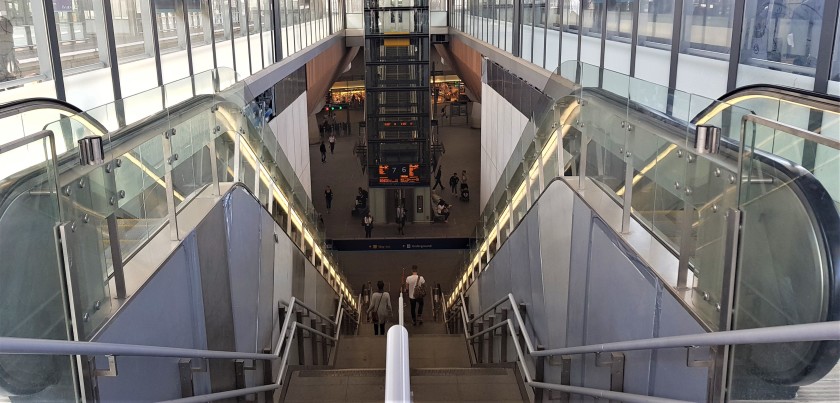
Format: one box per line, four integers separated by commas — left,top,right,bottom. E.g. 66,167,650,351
452,0,839,100
0,0,342,118
738,0,824,86
683,0,735,54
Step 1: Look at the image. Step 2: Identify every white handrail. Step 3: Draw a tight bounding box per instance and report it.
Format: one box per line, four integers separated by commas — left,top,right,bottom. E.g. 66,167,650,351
385,293,411,402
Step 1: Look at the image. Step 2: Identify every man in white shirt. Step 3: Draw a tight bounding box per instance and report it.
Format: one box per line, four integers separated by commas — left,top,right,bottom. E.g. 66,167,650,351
405,265,425,325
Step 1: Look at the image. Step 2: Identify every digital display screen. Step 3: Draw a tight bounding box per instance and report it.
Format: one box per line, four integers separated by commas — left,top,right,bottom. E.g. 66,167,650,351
382,121,416,127
377,163,422,185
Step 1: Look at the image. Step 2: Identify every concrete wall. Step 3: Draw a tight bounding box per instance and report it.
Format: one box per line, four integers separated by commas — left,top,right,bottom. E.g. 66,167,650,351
268,92,312,198
93,186,338,400
465,179,709,402
479,83,529,211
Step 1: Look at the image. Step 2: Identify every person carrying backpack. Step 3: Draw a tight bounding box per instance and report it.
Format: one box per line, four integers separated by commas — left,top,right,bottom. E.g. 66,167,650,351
405,265,426,325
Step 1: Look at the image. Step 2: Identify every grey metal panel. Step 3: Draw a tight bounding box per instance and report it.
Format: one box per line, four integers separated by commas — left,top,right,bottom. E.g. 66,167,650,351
225,189,261,392
273,223,294,306
507,217,533,317
566,195,593,389
651,290,709,402
94,245,203,401
582,222,656,396
537,180,575,349
526,207,548,346
489,236,512,310
567,195,595,390
257,208,277,355
292,249,307,302
194,197,236,393
304,260,318,307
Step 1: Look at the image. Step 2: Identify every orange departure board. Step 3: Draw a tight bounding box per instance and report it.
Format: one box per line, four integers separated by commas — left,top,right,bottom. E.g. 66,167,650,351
377,163,422,185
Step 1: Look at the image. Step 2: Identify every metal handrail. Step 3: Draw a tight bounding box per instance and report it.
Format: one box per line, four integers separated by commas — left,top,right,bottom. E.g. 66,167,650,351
743,114,840,150
466,295,508,324
455,297,691,403
454,292,840,403
531,321,840,357
0,337,275,361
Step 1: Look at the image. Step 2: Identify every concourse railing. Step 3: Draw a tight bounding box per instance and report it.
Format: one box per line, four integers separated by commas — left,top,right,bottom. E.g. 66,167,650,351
0,297,358,402
450,293,840,403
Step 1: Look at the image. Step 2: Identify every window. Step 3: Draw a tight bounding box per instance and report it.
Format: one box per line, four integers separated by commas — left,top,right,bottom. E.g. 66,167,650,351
683,0,734,54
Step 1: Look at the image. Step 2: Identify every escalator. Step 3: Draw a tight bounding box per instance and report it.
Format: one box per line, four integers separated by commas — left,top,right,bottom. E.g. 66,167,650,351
0,94,246,397
558,84,839,397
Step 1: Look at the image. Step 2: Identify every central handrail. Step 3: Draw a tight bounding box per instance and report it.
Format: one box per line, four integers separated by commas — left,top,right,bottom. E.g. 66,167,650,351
385,293,410,401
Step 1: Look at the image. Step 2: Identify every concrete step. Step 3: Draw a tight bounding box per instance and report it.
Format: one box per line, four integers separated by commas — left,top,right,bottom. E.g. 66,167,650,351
334,333,470,369
282,367,527,402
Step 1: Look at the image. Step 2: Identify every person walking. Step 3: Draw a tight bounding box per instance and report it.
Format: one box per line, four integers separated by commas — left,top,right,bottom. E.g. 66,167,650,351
324,186,333,214
432,166,443,190
449,172,460,195
363,212,374,238
366,281,392,335
320,142,327,163
396,205,406,235
460,170,468,188
328,133,336,154
405,265,426,326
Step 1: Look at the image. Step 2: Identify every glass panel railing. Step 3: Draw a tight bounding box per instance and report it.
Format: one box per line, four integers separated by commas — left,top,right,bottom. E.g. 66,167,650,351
451,59,839,331
0,130,76,400
1,68,356,345
449,59,839,401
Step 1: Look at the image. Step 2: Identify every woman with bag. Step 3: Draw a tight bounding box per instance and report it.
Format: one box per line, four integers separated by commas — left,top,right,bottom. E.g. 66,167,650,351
366,281,392,335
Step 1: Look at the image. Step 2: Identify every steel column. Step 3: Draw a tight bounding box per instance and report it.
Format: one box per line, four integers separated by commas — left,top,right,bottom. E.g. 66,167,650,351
726,0,747,91
813,0,839,93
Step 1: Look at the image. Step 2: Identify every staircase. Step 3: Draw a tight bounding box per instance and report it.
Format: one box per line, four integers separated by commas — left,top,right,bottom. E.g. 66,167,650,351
280,309,528,402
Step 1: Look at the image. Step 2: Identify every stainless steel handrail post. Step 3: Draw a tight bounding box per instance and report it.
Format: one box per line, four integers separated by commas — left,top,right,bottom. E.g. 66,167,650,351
162,128,180,241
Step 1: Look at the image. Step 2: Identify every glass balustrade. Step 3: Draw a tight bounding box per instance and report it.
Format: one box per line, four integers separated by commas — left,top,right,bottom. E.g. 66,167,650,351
449,60,839,336
0,69,354,355
448,59,839,400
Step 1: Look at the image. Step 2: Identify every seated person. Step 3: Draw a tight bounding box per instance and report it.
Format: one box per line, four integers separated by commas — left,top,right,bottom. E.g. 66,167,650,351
435,200,451,222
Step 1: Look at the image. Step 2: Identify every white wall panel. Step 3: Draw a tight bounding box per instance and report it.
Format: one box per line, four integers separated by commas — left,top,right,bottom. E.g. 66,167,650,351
675,53,728,101
634,45,671,89
268,92,312,198
480,83,529,211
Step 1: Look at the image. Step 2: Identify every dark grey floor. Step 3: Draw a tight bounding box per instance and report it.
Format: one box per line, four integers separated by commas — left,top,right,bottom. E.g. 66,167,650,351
309,109,482,240
307,102,480,330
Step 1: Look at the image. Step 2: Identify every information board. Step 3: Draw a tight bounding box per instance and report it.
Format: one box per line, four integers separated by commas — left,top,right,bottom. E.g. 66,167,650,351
377,163,421,185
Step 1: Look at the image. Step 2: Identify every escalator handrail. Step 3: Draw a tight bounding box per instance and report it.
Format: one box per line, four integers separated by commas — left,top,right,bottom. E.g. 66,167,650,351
0,94,220,225
691,84,840,126
580,87,840,385
0,97,110,135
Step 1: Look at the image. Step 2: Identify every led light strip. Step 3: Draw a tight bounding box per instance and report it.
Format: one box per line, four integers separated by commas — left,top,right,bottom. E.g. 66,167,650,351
226,127,352,300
